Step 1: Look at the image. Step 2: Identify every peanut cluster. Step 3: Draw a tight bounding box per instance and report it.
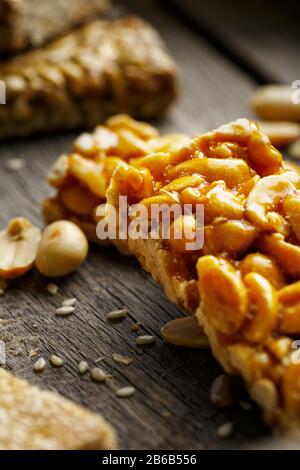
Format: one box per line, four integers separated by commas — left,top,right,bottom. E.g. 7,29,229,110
108,119,300,430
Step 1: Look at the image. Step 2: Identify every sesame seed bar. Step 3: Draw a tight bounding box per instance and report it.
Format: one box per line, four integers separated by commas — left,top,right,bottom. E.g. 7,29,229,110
0,0,110,54
107,119,300,433
0,368,117,449
42,114,189,250
0,16,178,139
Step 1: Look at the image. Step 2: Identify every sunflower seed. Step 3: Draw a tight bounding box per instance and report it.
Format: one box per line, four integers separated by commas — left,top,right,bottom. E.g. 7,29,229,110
47,283,58,295
55,305,75,316
90,367,112,382
116,386,135,398
112,353,133,366
78,361,89,374
62,298,77,307
136,335,155,346
33,357,46,372
6,158,26,172
107,309,128,320
217,422,234,438
49,355,64,367
29,350,38,358
210,374,234,408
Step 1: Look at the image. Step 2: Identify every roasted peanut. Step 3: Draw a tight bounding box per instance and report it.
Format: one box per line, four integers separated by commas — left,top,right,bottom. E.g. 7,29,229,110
166,158,252,189
198,182,245,223
250,378,278,412
131,152,171,181
257,121,300,148
203,220,257,257
242,273,278,343
0,218,41,279
68,153,107,198
283,193,300,241
251,85,300,122
169,215,199,254
161,175,203,193
148,134,190,153
35,221,88,277
278,282,300,334
240,253,284,289
74,126,118,156
197,256,248,335
115,128,150,159
228,343,271,384
107,114,159,140
48,154,69,188
245,175,295,230
60,186,99,216
259,234,300,277
161,315,209,348
247,129,282,176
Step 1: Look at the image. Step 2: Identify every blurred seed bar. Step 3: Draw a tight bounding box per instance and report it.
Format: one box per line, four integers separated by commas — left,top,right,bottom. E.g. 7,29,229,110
0,0,110,54
0,16,178,139
0,368,117,450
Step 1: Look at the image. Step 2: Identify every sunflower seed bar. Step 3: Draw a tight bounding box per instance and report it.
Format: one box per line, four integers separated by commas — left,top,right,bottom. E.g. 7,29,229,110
107,119,300,432
0,368,117,449
0,0,110,54
0,16,178,139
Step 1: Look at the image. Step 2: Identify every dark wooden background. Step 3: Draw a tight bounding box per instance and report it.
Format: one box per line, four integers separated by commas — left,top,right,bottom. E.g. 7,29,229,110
0,0,299,450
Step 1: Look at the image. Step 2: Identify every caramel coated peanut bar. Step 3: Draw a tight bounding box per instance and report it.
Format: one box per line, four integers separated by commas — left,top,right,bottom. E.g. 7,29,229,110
0,0,110,54
0,16,178,139
107,119,300,432
43,114,189,249
0,368,117,449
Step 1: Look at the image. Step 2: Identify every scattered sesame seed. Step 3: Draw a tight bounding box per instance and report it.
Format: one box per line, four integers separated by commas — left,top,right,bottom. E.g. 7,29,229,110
29,350,38,358
6,158,26,172
136,335,155,346
32,323,38,329
116,386,135,398
47,283,58,295
217,422,234,438
112,353,133,366
78,361,89,374
239,400,252,411
55,305,75,316
107,309,128,321
90,367,112,382
95,356,104,363
33,357,46,372
49,355,64,367
62,298,77,307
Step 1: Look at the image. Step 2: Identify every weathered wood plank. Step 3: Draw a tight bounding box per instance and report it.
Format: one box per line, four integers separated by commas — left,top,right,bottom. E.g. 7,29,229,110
0,0,269,450
168,0,300,84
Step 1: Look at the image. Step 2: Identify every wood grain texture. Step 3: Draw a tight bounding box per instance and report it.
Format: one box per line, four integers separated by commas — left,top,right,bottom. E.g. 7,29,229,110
0,0,272,450
168,0,300,84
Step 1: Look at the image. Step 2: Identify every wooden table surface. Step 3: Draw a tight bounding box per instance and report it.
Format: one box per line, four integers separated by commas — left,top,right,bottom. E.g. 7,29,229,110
0,0,299,450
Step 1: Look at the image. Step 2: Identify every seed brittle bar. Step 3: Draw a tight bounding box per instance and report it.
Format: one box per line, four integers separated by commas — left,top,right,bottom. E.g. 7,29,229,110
43,114,189,250
0,16,178,139
0,0,110,54
0,368,117,449
107,119,300,432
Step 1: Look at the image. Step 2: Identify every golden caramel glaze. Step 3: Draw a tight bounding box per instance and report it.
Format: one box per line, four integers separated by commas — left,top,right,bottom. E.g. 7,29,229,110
43,114,190,246
107,118,300,432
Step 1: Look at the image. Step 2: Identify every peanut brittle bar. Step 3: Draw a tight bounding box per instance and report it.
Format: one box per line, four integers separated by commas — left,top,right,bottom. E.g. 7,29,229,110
107,118,300,432
0,368,117,449
43,114,189,250
0,0,110,54
0,16,178,139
